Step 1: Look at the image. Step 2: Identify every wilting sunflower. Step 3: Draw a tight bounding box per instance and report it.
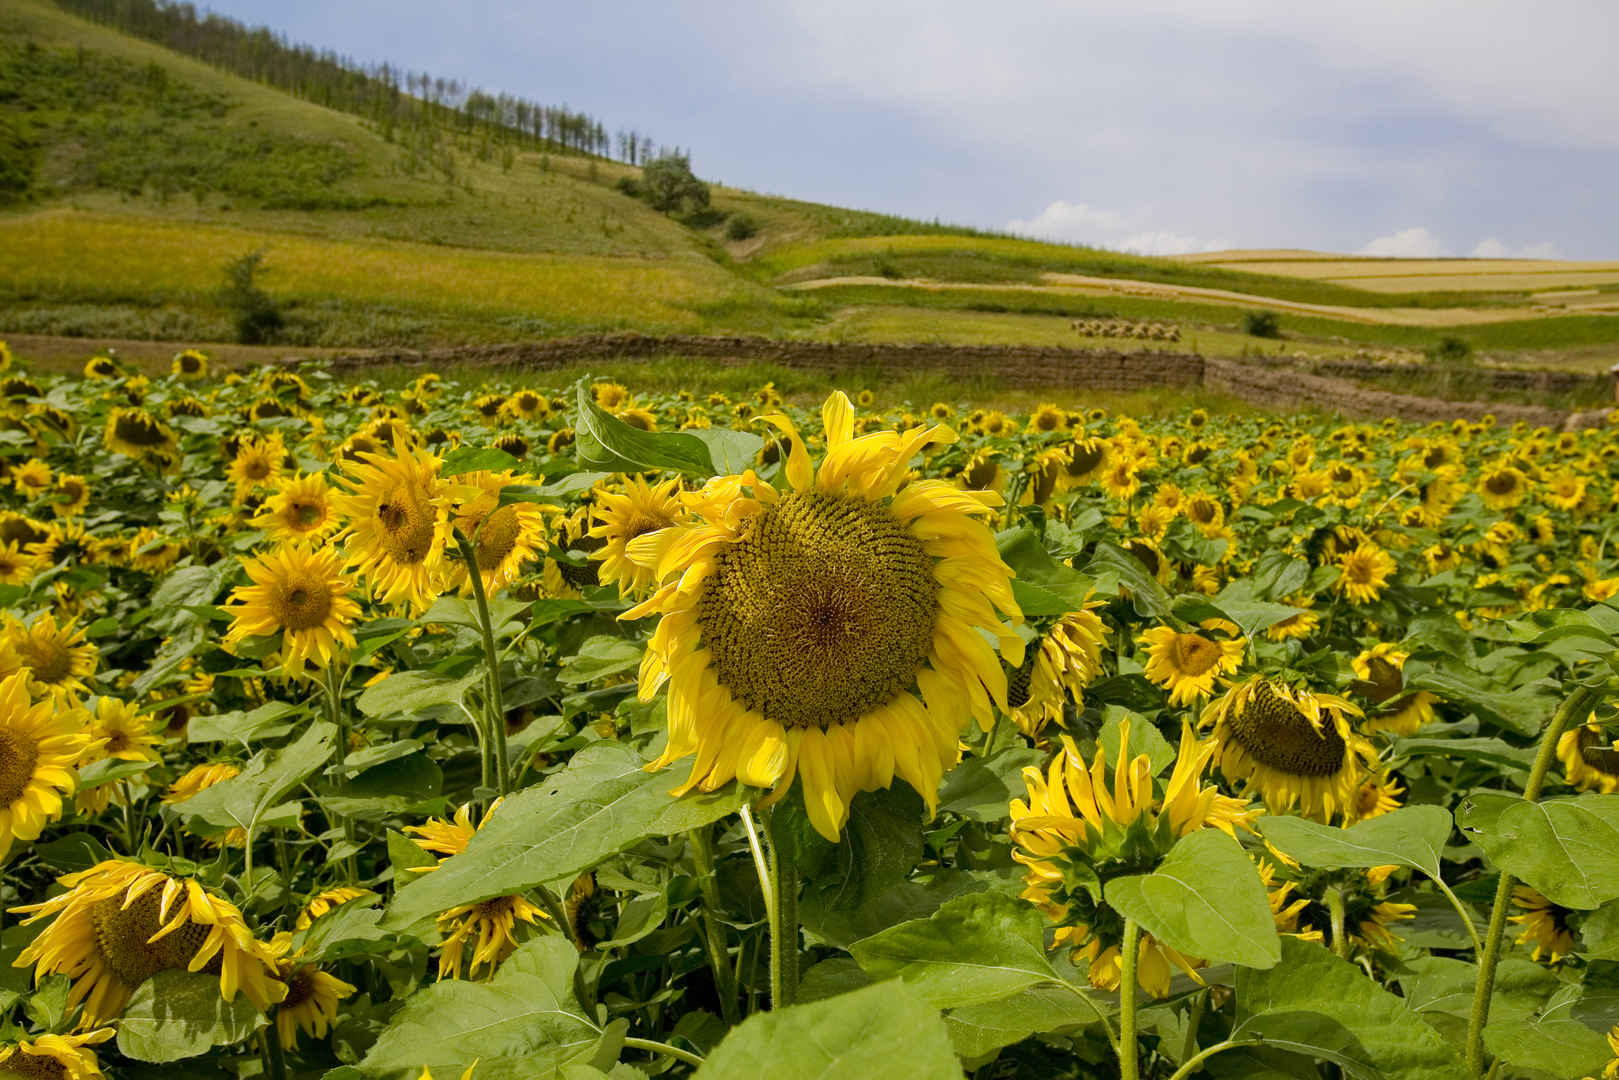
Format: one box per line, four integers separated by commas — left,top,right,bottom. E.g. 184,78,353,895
1259,856,1416,955
254,472,341,544
1351,644,1438,736
1202,676,1375,822
1063,437,1108,486
1139,625,1244,707
0,1028,115,1078
294,886,377,930
622,392,1023,841
588,475,689,597
1558,719,1619,793
12,859,287,1025
0,670,96,860
265,932,356,1051
0,612,98,703
1335,542,1396,604
406,803,547,979
75,697,162,815
1009,608,1109,738
446,471,550,596
1510,885,1577,963
223,545,361,674
103,408,178,462
332,434,449,613
1010,720,1258,997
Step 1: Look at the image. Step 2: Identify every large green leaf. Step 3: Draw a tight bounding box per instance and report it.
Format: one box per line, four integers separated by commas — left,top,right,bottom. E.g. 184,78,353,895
687,427,763,473
1233,937,1463,1080
943,984,1109,1060
356,669,481,719
1403,664,1555,736
1081,542,1173,621
1468,794,1619,909
383,742,742,930
848,891,1064,1010
938,748,1043,822
695,981,964,1080
170,721,335,834
795,786,926,946
1484,986,1613,1080
117,971,265,1062
357,937,603,1078
440,445,521,476
996,526,1095,615
1260,805,1453,878
1103,829,1280,970
574,380,714,477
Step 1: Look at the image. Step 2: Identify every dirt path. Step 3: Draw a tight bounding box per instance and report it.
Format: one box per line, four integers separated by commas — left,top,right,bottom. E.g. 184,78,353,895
0,332,353,371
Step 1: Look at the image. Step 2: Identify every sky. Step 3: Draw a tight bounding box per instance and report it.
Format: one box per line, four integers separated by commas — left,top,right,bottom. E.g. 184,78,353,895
204,0,1618,258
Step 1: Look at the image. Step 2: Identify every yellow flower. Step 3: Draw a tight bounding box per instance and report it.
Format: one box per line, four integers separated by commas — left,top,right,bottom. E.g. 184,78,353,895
12,859,287,1026
1348,772,1405,822
447,471,550,596
1010,719,1258,997
1478,463,1530,510
587,475,689,597
1265,608,1319,642
0,671,96,860
0,1028,115,1078
162,762,247,846
75,697,162,816
1009,609,1109,738
172,348,209,379
1138,625,1244,707
0,612,98,704
1202,676,1375,822
1258,857,1416,955
622,392,1023,841
0,541,37,587
332,434,450,613
295,886,377,930
616,406,658,432
1557,719,1619,793
1335,542,1396,604
1510,885,1576,963
1352,644,1438,736
11,459,52,499
265,932,356,1050
406,803,547,979
592,381,631,409
103,407,178,462
1027,403,1067,435
255,472,341,544
224,545,361,675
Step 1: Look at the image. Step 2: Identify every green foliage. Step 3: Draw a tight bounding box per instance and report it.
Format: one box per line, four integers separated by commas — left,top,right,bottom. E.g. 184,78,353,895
218,250,284,345
641,152,710,214
1427,334,1474,365
116,972,266,1062
724,212,758,241
1243,309,1282,337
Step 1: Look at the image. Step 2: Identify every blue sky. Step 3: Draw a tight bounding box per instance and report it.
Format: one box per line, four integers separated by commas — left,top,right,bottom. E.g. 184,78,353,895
206,0,1617,257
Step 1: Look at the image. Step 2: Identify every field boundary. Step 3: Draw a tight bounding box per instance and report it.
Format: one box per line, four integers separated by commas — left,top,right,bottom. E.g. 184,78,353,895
325,333,1607,428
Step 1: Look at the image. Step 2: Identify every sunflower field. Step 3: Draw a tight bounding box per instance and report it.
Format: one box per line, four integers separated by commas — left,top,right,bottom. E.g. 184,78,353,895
0,340,1616,1080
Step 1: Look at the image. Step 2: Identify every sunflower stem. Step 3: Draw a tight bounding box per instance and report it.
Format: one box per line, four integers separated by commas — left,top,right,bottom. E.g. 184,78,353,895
1118,917,1141,1080
1326,885,1349,959
1466,682,1599,1078
453,527,510,798
765,808,799,1011
259,1028,287,1080
321,664,359,881
689,824,741,1025
739,804,773,926
623,1036,705,1068
1163,1038,1263,1080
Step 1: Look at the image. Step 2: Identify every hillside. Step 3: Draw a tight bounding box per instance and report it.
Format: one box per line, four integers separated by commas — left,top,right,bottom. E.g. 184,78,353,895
2,0,1616,379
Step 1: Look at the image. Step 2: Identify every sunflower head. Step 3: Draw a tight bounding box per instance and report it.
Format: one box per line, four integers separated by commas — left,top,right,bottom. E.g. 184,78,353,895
223,545,362,675
0,1028,115,1079
332,433,449,613
1138,624,1245,707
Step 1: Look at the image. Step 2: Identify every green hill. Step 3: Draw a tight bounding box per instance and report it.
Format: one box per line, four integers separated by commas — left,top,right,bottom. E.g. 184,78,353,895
2,0,1616,376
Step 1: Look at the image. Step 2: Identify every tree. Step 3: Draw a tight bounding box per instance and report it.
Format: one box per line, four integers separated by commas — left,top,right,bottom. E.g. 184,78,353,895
641,152,708,214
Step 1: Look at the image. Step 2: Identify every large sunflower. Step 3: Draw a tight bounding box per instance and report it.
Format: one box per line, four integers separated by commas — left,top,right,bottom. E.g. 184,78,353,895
254,472,341,544
1010,720,1258,997
0,613,98,703
0,671,96,861
1009,608,1109,738
224,545,361,675
1557,719,1619,793
447,470,550,596
588,475,689,597
405,803,547,979
1201,676,1375,822
12,859,287,1025
0,1028,114,1078
622,392,1023,841
1139,625,1244,707
332,435,450,613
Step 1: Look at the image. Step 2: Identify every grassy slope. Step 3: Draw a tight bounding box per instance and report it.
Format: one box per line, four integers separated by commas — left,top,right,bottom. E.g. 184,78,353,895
1,0,1613,374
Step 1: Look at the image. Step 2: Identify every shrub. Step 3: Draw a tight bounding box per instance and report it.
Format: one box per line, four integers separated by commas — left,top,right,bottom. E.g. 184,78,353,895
725,213,759,241
614,176,640,198
641,152,709,214
219,250,283,344
1426,335,1474,365
1243,310,1281,338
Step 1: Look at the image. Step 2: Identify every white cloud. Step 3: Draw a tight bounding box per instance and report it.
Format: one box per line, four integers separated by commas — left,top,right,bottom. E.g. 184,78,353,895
1359,227,1447,257
1004,201,1128,243
1471,237,1511,258
1517,241,1562,259
1120,231,1220,256
1471,237,1562,259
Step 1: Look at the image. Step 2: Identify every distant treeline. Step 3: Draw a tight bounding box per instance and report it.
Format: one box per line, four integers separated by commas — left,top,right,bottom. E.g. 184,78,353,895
52,0,667,163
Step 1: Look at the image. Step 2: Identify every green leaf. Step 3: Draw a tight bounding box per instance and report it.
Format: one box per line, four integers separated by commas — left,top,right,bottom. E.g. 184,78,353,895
1403,664,1555,736
1206,579,1306,641
687,427,763,473
696,982,965,1080
1468,794,1619,909
357,937,602,1077
186,701,302,744
116,971,266,1062
1399,956,1557,1023
942,984,1107,1060
1485,994,1613,1080
574,381,713,477
996,526,1096,615
938,748,1043,822
1103,829,1280,969
382,742,743,930
1081,542,1173,621
1581,898,1619,959
170,721,335,834
290,902,389,964
795,786,925,942
1233,937,1463,1080
1098,707,1176,774
1250,550,1310,602
356,669,481,719
441,445,521,476
849,891,1062,1010
557,636,644,685
1259,805,1453,879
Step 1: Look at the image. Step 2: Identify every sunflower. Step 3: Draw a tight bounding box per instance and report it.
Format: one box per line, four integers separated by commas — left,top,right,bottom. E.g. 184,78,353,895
75,697,162,815
0,671,95,861
1202,676,1375,822
1265,607,1319,642
0,1028,115,1078
162,763,247,846
1349,772,1405,822
83,356,120,380
1027,403,1068,435
12,859,287,1025
0,542,36,587
254,472,341,544
1335,542,1396,604
1100,458,1140,501
471,393,508,425
1008,608,1109,738
622,392,1023,841
294,886,377,930
332,434,450,613
0,613,98,703
1010,719,1258,997
1510,885,1576,963
223,545,361,674
1184,492,1224,535
1138,625,1244,707
1063,437,1107,485
126,528,182,573
12,459,52,499
616,406,658,432
588,475,689,598
50,474,90,518
405,803,547,979
1351,644,1438,736
1259,857,1416,955
265,932,356,1050
592,382,631,409
446,471,549,596
1478,463,1530,510
172,348,208,379
1557,719,1619,793
103,408,177,462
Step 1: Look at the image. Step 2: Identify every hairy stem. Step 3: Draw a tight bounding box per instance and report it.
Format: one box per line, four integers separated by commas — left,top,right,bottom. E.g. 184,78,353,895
766,808,799,1010
1118,918,1141,1080
689,824,741,1025
453,527,510,797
